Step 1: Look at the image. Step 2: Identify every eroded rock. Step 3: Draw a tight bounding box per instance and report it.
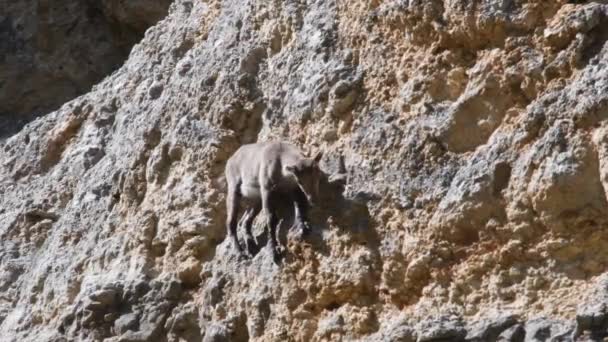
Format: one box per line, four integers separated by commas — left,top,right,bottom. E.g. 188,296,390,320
2,0,608,341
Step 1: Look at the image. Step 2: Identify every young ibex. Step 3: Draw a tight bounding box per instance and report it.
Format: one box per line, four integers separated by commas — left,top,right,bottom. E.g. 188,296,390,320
225,141,323,261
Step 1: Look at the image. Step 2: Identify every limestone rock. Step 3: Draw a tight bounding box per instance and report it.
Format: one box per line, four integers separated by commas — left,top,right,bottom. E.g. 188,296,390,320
3,0,608,341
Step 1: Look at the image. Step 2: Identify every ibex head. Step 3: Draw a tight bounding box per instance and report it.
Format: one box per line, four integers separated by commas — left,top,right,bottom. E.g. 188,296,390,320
285,150,323,205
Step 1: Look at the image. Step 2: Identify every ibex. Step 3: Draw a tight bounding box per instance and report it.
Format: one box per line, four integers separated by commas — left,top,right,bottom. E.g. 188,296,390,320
225,141,323,261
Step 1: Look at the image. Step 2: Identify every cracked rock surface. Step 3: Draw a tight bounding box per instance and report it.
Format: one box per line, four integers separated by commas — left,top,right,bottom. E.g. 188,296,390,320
3,0,608,341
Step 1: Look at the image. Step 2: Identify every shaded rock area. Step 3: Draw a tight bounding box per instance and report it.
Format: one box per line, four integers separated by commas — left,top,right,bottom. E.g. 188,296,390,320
0,0,172,138
4,0,608,341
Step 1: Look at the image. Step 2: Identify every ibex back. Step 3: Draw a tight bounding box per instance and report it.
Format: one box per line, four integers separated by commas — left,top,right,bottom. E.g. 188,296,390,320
225,141,323,261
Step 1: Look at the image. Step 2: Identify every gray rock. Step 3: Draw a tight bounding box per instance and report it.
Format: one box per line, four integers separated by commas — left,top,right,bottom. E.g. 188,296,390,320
3,0,608,341
363,316,416,342
498,324,525,342
524,318,574,342
416,316,467,342
466,315,519,341
203,324,230,342
575,274,608,338
114,313,139,335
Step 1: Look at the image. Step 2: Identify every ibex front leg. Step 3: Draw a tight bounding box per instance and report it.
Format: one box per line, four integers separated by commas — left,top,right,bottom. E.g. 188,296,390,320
293,188,312,237
261,188,281,263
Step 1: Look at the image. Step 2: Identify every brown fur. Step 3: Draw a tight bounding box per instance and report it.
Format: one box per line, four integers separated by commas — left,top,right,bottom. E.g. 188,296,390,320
225,141,323,261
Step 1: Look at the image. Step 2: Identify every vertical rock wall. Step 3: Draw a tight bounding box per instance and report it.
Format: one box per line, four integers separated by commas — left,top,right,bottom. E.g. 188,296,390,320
2,0,608,341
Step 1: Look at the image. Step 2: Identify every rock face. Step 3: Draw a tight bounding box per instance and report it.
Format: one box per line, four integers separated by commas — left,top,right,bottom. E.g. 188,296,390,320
3,0,608,341
0,0,172,138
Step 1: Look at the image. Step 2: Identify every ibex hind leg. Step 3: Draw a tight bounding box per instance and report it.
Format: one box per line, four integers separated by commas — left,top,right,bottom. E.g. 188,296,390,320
242,202,262,257
226,186,245,257
293,188,312,238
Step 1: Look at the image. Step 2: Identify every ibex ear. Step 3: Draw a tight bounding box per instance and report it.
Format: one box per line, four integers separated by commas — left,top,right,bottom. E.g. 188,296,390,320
313,150,323,164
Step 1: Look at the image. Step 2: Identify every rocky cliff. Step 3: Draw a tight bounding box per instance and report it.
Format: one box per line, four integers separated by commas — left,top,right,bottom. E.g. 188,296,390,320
0,0,172,137
2,0,608,341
